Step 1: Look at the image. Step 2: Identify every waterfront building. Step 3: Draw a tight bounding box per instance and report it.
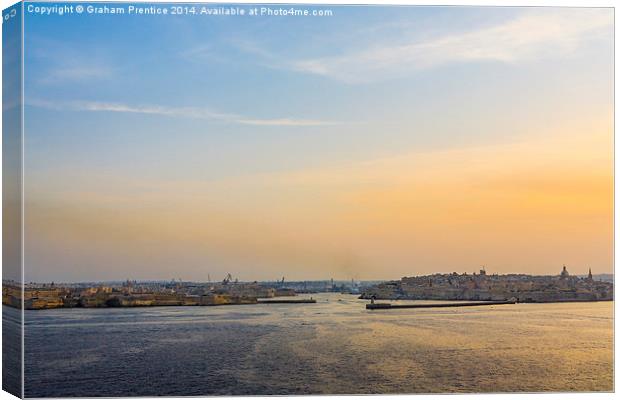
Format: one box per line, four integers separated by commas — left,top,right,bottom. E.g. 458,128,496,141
361,267,613,302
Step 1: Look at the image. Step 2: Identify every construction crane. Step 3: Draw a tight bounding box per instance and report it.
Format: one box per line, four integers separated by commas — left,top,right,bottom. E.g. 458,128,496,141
223,273,233,285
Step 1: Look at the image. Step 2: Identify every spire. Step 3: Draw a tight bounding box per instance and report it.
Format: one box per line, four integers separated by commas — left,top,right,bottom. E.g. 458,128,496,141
588,268,593,281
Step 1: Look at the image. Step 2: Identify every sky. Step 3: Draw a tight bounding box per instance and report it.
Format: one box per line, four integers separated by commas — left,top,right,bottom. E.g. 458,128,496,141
21,4,613,282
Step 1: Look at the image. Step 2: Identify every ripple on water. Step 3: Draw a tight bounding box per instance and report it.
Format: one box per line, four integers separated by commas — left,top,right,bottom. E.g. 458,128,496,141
20,295,613,396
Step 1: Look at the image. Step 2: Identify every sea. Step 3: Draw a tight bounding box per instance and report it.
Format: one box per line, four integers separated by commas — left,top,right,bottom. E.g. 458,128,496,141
3,293,613,397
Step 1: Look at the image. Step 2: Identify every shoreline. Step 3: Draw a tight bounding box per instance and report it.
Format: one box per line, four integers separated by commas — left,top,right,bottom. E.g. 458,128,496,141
2,297,319,310
3,296,613,311
366,298,614,310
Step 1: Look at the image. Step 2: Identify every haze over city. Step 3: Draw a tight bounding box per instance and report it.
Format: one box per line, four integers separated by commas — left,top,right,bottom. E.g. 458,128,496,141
22,6,613,282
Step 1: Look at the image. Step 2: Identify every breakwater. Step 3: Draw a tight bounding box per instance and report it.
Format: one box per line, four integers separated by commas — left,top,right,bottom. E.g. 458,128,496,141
366,300,517,310
365,298,614,310
258,299,317,304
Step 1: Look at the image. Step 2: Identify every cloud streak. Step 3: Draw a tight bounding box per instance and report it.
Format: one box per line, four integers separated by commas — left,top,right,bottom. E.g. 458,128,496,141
41,66,114,84
279,10,611,83
28,99,337,127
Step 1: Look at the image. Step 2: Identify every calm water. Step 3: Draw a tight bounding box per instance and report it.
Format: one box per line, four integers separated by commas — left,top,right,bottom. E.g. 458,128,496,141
14,293,613,397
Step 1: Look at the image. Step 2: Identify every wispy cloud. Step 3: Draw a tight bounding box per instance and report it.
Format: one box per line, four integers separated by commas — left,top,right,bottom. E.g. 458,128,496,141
250,10,612,84
41,66,114,84
179,44,230,64
27,99,337,127
27,36,116,85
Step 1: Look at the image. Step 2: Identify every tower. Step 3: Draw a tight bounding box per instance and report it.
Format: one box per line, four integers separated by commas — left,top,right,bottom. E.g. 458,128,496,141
560,265,569,279
588,268,593,282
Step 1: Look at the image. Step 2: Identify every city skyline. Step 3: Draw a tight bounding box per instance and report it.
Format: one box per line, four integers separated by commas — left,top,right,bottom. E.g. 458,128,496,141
21,5,613,282
10,268,615,286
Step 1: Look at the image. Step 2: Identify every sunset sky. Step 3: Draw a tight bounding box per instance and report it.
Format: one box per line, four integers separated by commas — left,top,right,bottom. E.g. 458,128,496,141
22,5,613,282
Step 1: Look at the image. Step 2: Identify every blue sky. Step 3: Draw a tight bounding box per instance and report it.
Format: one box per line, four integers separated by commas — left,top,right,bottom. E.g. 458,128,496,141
21,4,614,282
24,5,612,179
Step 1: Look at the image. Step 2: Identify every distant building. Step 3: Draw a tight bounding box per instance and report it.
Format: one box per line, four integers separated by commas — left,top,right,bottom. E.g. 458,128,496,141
360,266,613,302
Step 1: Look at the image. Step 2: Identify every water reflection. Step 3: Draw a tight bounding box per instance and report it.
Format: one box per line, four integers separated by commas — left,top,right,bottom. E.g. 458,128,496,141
20,293,613,397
